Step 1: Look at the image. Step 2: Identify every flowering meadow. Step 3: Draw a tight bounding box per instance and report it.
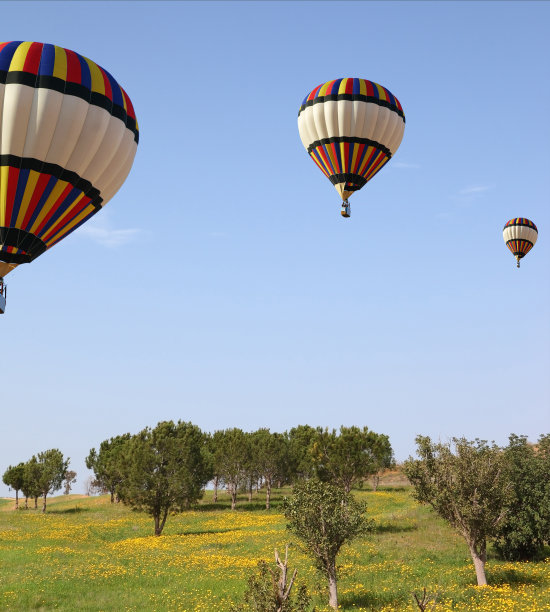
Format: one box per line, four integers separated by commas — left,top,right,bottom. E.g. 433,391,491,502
0,484,549,611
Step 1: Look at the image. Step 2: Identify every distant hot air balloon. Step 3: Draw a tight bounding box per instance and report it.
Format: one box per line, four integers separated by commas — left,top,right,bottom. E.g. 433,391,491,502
298,78,405,218
0,41,139,313
503,218,538,268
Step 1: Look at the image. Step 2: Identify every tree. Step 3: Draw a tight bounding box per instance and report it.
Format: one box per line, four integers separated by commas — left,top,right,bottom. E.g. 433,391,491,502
86,434,132,503
283,479,369,610
366,432,394,491
286,426,321,483
35,449,70,513
494,433,550,560
215,428,250,510
232,546,313,612
251,429,288,509
311,426,392,494
117,421,212,535
22,457,42,510
403,436,512,586
2,463,25,509
63,470,77,495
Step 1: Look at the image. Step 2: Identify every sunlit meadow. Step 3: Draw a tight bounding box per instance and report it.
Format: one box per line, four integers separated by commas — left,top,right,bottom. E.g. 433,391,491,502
1,476,549,611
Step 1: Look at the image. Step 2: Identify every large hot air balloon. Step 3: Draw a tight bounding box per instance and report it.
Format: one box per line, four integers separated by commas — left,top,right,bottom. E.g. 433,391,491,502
503,218,538,268
298,78,405,218
0,41,139,313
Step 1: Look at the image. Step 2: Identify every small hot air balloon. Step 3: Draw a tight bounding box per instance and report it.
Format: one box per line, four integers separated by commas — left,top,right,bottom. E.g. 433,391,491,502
0,41,139,313
503,218,538,268
298,78,405,218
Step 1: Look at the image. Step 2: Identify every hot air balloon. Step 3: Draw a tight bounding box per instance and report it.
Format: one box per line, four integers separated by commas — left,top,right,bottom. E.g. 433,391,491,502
298,78,405,218
0,41,139,313
503,218,538,268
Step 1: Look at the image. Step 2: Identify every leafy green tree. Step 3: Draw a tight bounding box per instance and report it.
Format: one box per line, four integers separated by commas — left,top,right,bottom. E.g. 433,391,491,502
215,428,250,509
286,425,321,483
366,432,394,491
403,436,512,586
117,421,211,535
251,429,288,509
22,457,42,509
232,546,314,612
207,430,226,503
494,433,550,560
86,434,132,503
283,479,369,610
35,449,70,513
311,426,392,494
2,463,25,509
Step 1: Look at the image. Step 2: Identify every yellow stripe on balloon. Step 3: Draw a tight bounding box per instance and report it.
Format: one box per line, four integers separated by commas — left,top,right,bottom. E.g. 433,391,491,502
52,45,68,80
350,144,360,173
318,80,334,97
15,170,41,227
339,142,348,172
338,78,349,95
29,180,69,234
45,203,95,247
374,83,387,101
84,57,105,95
359,79,367,96
8,42,32,72
0,167,10,226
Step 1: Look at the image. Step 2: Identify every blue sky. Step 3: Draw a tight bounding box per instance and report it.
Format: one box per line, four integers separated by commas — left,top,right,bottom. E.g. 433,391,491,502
1,1,549,496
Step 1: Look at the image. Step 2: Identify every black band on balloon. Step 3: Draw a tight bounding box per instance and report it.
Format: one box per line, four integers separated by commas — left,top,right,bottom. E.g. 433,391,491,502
328,173,367,190
299,94,405,122
0,70,139,144
0,227,47,263
307,136,391,160
0,155,103,211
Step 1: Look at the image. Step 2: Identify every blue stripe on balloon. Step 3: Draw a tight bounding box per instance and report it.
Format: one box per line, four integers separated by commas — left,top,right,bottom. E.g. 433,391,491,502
77,53,91,90
102,68,123,107
0,41,22,71
9,168,30,226
38,44,56,76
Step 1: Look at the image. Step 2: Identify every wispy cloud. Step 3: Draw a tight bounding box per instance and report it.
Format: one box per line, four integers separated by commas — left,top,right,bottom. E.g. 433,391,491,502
392,161,421,169
458,184,493,196
77,213,142,248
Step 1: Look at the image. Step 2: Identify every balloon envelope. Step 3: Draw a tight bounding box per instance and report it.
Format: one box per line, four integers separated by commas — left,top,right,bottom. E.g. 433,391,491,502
503,218,538,265
298,78,405,202
0,41,139,277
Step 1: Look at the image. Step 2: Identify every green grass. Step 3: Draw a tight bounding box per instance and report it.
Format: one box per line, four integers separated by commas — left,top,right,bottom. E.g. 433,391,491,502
0,481,549,611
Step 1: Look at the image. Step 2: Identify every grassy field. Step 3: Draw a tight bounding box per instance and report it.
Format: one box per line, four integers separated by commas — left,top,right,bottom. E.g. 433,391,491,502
0,478,549,611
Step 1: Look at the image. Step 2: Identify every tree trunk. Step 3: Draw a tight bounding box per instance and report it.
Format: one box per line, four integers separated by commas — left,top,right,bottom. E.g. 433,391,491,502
42,493,47,513
14,490,19,510
24,496,28,510
34,496,38,509
110,491,114,503
213,476,218,502
266,480,272,510
230,484,237,510
248,481,253,502
327,563,338,609
154,509,169,536
468,541,487,585
372,473,380,492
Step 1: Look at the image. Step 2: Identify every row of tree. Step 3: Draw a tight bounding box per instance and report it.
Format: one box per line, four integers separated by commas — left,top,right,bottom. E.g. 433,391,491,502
2,449,74,512
83,422,393,534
